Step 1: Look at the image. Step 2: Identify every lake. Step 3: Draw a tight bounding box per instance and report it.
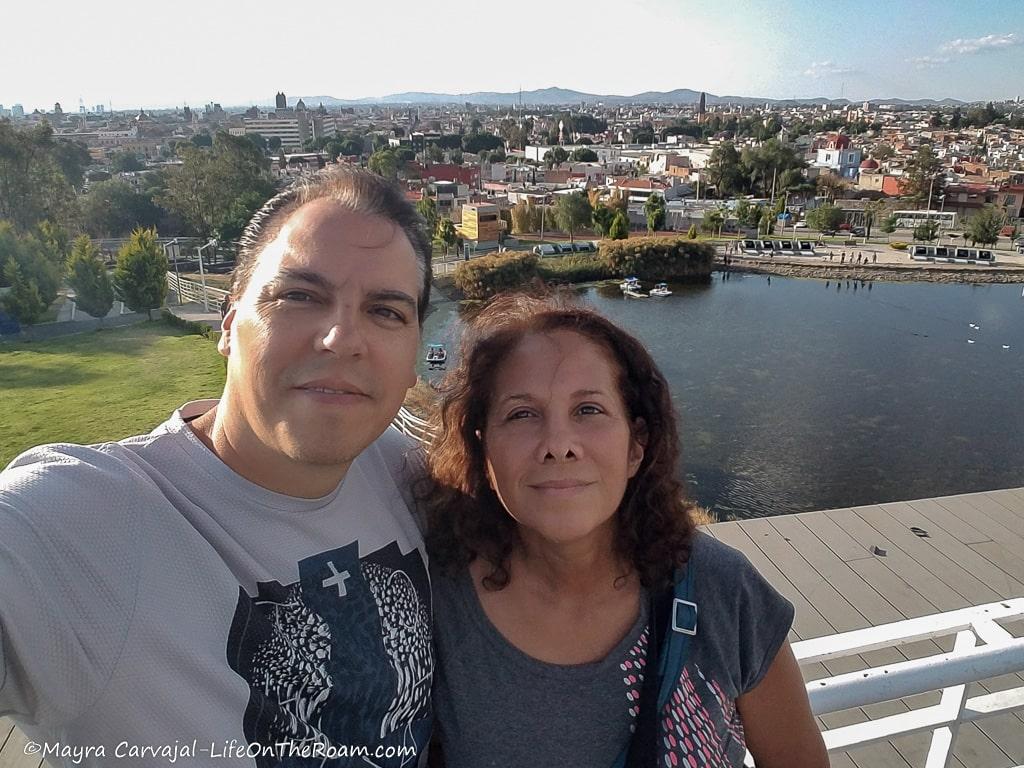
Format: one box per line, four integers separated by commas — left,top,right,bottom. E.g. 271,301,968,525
421,273,1024,519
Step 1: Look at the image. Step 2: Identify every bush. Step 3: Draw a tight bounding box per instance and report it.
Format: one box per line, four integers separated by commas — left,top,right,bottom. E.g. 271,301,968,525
160,308,220,341
600,236,715,281
112,227,168,319
537,254,613,283
890,241,909,251
686,224,698,239
454,251,540,299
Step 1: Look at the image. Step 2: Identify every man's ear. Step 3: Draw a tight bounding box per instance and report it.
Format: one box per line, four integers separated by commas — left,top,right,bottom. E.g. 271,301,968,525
627,417,647,478
217,306,236,358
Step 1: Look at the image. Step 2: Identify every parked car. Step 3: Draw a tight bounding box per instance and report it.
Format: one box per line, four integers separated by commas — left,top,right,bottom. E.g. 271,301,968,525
851,226,866,237
570,242,596,253
794,221,808,229
531,244,560,257
821,229,838,236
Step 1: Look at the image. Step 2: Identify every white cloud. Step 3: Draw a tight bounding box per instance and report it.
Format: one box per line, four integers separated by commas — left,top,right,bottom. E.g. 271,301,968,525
909,55,951,69
941,33,1019,55
803,61,855,78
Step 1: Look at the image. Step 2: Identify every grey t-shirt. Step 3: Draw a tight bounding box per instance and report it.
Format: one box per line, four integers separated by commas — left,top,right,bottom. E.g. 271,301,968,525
0,401,432,767
431,531,794,768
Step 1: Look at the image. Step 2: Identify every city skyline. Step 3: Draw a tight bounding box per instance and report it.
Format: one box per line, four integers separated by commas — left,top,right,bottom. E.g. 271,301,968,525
6,0,1024,111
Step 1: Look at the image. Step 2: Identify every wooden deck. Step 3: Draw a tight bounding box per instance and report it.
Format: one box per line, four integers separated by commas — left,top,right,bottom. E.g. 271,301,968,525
3,487,1023,767
705,487,1024,768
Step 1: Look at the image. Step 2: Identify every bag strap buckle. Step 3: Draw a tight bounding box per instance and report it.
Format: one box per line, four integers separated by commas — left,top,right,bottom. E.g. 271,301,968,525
672,598,698,636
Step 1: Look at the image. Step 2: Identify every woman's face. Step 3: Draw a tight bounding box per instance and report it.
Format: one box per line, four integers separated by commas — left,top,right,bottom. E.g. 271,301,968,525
481,330,644,547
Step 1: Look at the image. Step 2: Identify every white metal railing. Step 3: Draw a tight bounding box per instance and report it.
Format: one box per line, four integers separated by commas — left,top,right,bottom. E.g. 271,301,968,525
781,598,1024,767
166,272,229,308
391,406,437,444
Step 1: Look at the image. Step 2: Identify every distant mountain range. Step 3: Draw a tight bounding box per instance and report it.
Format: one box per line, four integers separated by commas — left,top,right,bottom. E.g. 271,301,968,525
290,87,968,108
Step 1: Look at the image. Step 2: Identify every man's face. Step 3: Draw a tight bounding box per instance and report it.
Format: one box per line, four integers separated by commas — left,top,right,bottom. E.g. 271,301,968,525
219,199,421,473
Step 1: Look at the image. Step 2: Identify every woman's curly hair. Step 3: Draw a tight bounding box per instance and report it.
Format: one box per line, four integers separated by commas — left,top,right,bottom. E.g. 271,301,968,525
422,291,696,591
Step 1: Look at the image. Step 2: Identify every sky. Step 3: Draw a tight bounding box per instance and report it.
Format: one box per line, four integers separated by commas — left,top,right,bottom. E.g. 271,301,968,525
5,0,1024,111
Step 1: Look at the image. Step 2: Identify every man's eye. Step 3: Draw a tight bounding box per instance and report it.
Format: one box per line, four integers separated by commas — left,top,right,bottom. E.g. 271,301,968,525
281,290,314,302
373,306,406,322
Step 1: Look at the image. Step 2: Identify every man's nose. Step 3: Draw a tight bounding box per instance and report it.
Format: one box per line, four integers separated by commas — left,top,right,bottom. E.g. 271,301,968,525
316,310,369,357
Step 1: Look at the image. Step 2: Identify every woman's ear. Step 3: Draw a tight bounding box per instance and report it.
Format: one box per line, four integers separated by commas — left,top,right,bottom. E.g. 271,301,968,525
628,417,647,478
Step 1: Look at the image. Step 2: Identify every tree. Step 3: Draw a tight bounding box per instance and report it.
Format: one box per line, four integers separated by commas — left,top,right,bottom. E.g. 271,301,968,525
437,218,458,256
863,200,886,239
929,110,945,128
450,150,463,165
267,136,282,152
644,194,666,233
158,133,275,238
902,145,943,206
964,205,1004,246
608,210,629,240
806,203,844,232
554,192,592,243
686,224,698,239
66,235,114,319
111,151,144,173
462,132,503,155
1,257,47,326
592,205,615,237
426,144,444,163
570,147,598,162
246,133,267,153
703,208,725,235
705,142,743,197
415,196,438,238
83,179,163,237
950,107,963,129
913,219,939,242
368,149,398,179
543,146,569,169
0,122,80,232
191,133,213,148
112,228,167,319
0,221,63,307
880,213,898,240
816,174,850,204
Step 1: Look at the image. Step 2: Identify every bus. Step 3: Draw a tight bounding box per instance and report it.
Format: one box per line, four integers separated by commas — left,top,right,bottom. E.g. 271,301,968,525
894,210,957,230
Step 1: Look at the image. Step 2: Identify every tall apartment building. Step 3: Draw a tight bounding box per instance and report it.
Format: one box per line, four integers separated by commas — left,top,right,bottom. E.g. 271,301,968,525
239,111,340,149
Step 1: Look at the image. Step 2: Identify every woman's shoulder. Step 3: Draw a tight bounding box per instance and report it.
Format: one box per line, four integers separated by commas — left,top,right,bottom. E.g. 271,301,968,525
689,530,757,578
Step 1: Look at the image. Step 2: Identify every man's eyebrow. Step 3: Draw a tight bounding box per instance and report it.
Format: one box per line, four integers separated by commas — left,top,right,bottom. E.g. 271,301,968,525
274,268,338,293
367,289,418,313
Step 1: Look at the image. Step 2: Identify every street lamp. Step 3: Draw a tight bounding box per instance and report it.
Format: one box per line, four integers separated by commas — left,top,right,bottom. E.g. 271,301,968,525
162,238,181,306
195,239,216,312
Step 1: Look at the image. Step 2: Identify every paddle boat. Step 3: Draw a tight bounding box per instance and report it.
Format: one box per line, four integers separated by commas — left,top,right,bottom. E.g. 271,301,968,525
425,343,447,369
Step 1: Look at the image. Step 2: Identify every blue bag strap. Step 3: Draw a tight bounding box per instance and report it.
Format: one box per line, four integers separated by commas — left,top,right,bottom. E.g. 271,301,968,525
656,563,697,711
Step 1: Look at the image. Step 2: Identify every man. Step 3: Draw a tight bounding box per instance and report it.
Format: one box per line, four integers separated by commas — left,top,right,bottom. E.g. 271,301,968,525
0,168,434,766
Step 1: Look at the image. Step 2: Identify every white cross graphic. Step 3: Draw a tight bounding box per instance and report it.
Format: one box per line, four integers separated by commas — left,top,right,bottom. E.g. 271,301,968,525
322,561,352,597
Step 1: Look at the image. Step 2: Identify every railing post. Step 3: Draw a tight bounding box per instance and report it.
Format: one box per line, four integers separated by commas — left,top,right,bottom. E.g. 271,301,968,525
924,630,974,768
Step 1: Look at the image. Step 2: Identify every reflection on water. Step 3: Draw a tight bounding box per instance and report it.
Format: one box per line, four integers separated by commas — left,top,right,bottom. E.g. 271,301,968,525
422,273,1024,519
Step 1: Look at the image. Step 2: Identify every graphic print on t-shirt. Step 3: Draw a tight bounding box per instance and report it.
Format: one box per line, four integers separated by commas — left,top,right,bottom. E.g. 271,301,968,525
620,635,746,767
226,541,432,766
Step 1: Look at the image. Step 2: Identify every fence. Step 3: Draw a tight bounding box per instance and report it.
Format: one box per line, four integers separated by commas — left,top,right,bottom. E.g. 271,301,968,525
777,598,1024,767
166,272,229,310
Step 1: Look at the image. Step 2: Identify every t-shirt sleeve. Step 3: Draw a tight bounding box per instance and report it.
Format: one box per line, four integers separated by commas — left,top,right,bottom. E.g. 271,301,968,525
695,534,795,696
0,445,146,727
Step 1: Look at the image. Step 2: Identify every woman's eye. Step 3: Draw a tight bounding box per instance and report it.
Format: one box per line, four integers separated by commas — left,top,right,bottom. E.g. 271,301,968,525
507,409,534,420
578,404,603,415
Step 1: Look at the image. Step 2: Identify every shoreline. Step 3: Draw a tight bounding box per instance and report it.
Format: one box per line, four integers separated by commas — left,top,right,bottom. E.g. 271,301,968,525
718,256,1024,284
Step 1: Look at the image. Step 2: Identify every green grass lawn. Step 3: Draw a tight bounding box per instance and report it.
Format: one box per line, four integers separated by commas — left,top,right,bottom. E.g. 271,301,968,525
0,321,226,467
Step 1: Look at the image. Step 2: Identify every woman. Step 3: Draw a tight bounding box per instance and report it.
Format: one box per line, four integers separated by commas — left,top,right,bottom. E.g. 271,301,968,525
423,293,828,768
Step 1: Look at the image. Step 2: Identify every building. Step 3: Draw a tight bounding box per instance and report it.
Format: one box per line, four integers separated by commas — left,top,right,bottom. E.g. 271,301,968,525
239,110,339,149
275,91,287,110
814,133,863,179
12,104,24,119
457,202,504,249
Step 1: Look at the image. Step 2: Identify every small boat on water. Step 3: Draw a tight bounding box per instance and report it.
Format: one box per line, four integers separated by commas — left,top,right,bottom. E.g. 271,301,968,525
425,343,447,369
619,276,641,292
650,283,672,297
624,285,648,298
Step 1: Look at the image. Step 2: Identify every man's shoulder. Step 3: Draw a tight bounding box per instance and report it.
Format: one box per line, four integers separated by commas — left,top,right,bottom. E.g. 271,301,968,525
357,425,425,481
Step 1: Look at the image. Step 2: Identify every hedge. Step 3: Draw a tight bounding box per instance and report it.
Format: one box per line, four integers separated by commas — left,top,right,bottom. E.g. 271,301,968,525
537,254,613,284
600,237,715,281
454,251,540,299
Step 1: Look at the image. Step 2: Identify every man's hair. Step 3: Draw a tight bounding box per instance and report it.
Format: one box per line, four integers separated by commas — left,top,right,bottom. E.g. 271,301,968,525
231,166,432,324
422,291,696,591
